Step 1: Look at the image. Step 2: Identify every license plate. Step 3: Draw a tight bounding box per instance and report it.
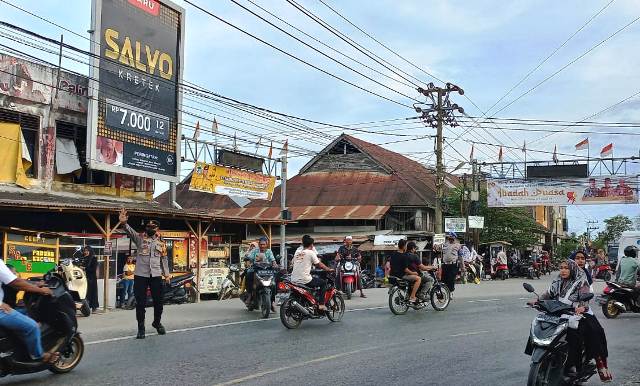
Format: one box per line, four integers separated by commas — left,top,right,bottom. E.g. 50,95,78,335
276,293,289,306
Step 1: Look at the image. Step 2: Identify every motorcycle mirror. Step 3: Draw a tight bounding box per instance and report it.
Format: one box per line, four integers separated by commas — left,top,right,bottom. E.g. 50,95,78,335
523,283,535,293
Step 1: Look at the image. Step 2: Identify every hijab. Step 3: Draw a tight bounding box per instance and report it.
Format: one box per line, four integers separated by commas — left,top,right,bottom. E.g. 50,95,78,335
547,259,588,303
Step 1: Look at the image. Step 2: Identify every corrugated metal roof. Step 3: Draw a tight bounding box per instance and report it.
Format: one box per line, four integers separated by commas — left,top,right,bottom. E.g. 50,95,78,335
215,205,389,221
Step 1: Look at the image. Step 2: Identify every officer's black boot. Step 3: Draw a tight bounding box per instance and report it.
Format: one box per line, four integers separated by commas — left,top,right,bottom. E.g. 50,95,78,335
152,321,166,335
136,323,145,339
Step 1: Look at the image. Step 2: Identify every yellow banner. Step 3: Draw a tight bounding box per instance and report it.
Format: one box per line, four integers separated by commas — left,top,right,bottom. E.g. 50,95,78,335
190,162,276,200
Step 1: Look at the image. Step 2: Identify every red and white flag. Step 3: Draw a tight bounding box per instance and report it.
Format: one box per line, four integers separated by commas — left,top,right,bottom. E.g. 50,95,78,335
600,143,613,157
575,138,589,151
280,139,289,156
552,145,558,163
498,146,503,162
268,141,273,158
469,144,474,161
193,121,200,140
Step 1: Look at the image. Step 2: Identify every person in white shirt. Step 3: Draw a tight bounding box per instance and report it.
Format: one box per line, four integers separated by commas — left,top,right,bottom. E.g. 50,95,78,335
0,259,58,363
291,235,333,310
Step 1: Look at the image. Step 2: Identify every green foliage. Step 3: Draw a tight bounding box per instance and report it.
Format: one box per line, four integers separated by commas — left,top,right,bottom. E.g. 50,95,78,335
596,215,634,245
446,187,546,249
556,236,579,261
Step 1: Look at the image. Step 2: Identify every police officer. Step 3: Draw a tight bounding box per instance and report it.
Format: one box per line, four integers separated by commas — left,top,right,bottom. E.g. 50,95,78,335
119,209,170,339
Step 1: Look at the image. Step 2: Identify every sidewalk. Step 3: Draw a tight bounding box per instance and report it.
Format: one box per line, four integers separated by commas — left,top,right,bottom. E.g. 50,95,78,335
79,274,601,342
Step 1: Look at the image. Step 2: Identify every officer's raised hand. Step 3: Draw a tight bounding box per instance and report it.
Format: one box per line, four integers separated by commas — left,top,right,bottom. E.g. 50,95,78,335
119,208,128,224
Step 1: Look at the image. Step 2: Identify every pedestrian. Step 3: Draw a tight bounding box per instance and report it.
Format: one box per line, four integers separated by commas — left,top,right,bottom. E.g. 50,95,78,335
82,245,99,313
122,255,135,303
119,209,170,340
383,256,391,285
458,241,471,284
441,232,460,297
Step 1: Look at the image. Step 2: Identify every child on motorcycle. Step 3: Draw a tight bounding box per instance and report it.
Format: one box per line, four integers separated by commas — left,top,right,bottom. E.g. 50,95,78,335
529,259,611,382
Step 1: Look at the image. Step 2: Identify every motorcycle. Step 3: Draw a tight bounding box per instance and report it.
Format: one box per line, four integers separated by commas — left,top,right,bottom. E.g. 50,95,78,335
218,264,240,301
526,260,541,280
63,253,91,317
493,262,509,280
360,269,378,289
279,270,344,329
241,262,277,319
523,283,597,386
592,265,612,282
597,281,640,319
127,272,198,309
388,270,451,315
337,257,360,300
0,271,84,377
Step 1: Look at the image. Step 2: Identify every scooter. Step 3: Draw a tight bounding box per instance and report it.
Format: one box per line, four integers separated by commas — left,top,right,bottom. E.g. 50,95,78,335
0,271,84,377
523,283,597,386
279,270,345,329
593,265,613,282
597,281,640,319
388,270,451,315
338,258,359,299
493,262,509,280
218,264,240,301
241,262,277,318
127,272,198,309
60,254,90,317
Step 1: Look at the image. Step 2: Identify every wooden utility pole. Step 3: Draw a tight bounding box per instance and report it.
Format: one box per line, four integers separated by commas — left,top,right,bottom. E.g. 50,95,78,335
435,90,444,233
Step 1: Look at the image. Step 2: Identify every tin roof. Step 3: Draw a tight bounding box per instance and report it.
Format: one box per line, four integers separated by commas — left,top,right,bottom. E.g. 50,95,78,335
214,205,389,221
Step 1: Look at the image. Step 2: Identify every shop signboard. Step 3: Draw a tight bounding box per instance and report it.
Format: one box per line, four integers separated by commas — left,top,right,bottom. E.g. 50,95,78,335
487,176,638,207
189,161,276,200
4,233,58,276
373,235,406,246
444,217,467,233
432,233,446,246
88,0,184,181
199,267,228,294
468,216,485,229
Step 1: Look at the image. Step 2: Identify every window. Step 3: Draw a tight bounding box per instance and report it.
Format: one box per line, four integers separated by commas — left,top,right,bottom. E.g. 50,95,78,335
0,109,39,177
134,177,154,192
56,121,110,185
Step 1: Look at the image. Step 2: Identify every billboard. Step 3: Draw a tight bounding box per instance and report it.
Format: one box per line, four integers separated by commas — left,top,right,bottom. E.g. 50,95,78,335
189,162,276,200
487,176,638,207
88,0,184,182
445,217,467,233
467,216,485,229
527,164,588,178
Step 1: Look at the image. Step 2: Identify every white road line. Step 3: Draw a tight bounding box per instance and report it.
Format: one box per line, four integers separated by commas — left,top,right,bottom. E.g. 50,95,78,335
86,306,387,346
467,299,501,303
448,330,490,338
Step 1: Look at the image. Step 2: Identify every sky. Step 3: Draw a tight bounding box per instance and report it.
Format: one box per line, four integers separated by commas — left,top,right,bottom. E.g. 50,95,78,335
1,0,639,235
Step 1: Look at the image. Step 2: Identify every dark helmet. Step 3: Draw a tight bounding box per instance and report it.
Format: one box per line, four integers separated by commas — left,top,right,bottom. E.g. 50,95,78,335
624,246,637,258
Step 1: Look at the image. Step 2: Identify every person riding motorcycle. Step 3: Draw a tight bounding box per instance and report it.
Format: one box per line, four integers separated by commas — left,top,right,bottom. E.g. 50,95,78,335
335,236,366,298
406,241,436,298
0,259,59,364
390,239,421,304
244,237,278,312
527,259,612,382
615,246,639,293
291,235,333,311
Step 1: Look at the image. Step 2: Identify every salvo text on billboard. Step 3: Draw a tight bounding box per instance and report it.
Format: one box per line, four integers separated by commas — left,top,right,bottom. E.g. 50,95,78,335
487,176,638,207
88,0,184,181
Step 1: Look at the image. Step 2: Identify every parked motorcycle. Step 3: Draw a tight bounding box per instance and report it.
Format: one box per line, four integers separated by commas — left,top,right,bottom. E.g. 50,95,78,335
597,281,640,319
241,262,277,318
360,269,378,289
63,253,91,317
127,272,198,309
279,270,344,329
218,264,240,301
493,262,509,280
523,283,597,386
338,258,360,299
388,270,450,315
593,265,613,282
0,271,84,377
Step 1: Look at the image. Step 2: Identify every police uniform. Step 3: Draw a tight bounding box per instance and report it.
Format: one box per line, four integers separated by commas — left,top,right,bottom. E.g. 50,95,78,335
123,221,169,331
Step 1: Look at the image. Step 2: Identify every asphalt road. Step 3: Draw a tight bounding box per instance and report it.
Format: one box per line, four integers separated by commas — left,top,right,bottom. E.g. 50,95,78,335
4,278,640,386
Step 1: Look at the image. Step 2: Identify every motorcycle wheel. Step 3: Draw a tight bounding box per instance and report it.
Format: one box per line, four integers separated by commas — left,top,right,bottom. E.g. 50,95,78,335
260,292,271,319
602,299,620,319
280,298,302,329
430,284,451,311
188,287,198,303
326,293,345,322
466,271,476,284
49,335,84,374
526,356,564,386
345,283,352,300
603,271,612,282
388,287,409,315
80,300,91,317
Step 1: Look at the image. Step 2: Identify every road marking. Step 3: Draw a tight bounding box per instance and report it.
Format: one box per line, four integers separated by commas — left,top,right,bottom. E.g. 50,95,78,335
467,298,501,303
86,306,387,346
448,330,489,338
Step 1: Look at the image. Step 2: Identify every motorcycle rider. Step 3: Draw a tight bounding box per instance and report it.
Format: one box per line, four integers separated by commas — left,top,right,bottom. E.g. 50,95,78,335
291,235,333,311
615,246,639,293
335,236,366,298
119,209,170,340
245,237,278,312
0,259,58,363
390,239,421,304
406,241,436,299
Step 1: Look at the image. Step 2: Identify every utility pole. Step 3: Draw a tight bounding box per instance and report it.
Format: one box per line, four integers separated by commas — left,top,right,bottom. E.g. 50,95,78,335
471,159,480,249
586,220,599,241
279,152,288,271
416,83,464,233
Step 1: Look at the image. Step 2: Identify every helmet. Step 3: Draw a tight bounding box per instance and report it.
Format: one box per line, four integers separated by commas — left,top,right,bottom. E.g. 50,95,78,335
624,246,637,258
447,232,457,239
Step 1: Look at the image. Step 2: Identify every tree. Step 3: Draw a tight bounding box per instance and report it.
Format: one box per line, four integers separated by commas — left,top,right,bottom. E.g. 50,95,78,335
634,214,640,231
446,187,546,249
597,214,633,246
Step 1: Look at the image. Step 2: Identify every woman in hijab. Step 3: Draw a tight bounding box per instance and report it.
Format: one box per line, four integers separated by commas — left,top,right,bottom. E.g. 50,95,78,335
82,246,99,313
532,259,611,382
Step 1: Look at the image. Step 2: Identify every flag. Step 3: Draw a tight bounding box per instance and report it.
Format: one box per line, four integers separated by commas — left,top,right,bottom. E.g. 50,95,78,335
575,138,589,151
552,145,558,163
212,117,219,134
469,144,474,161
193,121,200,140
268,141,273,158
497,146,503,162
600,143,613,157
522,140,526,153
255,136,262,154
280,139,288,156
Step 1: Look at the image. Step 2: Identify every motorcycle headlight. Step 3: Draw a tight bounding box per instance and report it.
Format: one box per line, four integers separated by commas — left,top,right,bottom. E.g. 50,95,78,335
530,319,567,346
344,262,354,270
260,279,272,287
